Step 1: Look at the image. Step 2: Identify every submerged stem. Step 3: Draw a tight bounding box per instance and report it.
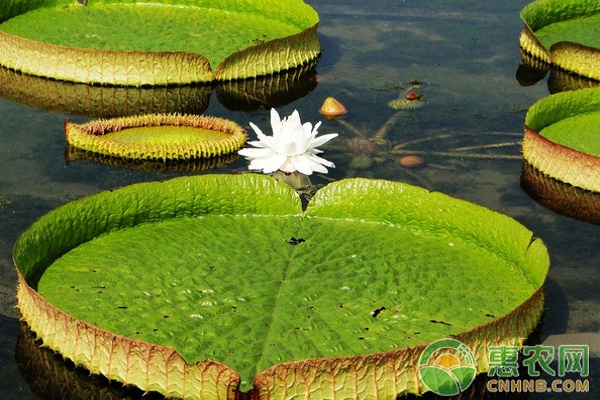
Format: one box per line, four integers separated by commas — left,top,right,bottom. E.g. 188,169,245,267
374,111,404,140
450,141,521,152
336,119,366,138
393,149,521,160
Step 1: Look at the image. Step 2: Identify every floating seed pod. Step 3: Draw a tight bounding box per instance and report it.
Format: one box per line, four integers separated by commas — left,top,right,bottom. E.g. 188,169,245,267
64,113,247,161
319,96,347,119
405,91,424,101
399,155,426,168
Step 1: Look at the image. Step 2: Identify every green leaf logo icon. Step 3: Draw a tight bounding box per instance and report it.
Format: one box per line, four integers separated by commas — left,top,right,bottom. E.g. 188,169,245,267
418,338,477,396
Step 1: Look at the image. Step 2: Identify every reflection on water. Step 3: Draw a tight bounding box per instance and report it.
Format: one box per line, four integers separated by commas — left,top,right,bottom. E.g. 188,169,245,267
516,49,600,93
0,0,598,399
0,61,318,118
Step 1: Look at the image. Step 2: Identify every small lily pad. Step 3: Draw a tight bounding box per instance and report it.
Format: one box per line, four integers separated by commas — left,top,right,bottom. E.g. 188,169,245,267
0,0,320,86
64,113,247,161
519,0,600,80
14,174,549,398
523,87,600,191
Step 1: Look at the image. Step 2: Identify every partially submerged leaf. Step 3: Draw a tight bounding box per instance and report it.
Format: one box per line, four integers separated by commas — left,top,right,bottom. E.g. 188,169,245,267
14,174,549,398
0,0,320,85
523,87,600,191
519,0,600,79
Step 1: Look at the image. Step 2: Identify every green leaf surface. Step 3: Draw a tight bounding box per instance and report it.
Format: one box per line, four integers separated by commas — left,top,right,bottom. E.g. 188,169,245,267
18,175,548,391
540,113,600,156
520,0,600,48
533,14,600,50
0,3,299,68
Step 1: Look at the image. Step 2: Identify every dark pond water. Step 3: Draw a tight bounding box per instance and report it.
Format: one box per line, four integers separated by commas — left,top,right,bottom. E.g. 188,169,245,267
0,0,598,399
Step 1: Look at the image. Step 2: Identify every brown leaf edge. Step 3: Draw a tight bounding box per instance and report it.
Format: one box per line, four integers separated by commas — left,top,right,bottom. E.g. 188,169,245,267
16,270,240,399
16,262,545,400
64,146,240,173
251,288,544,399
523,125,600,192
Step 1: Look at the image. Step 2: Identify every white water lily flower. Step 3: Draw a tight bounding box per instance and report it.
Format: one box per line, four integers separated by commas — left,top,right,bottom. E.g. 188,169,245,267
238,108,338,175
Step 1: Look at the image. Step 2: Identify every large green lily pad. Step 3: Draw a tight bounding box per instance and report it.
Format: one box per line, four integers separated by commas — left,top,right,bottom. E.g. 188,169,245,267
0,0,320,86
14,174,549,399
519,0,600,80
523,87,600,191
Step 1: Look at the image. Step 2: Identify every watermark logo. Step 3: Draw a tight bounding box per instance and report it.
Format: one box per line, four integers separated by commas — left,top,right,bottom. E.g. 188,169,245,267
418,338,477,396
487,344,590,394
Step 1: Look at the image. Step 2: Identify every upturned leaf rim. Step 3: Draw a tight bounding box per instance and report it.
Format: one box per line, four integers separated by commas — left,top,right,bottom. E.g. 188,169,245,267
0,0,321,86
519,0,600,80
64,113,248,161
523,87,600,191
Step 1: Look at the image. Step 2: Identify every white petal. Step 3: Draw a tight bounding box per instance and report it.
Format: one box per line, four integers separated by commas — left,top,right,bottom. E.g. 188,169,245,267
270,108,283,137
244,108,336,175
250,122,273,147
238,147,276,158
282,140,301,156
245,140,270,148
288,110,302,127
302,121,314,138
309,133,338,149
248,122,264,137
307,162,329,174
278,158,298,173
308,152,336,168
312,121,322,134
292,153,335,175
289,155,316,175
248,153,287,173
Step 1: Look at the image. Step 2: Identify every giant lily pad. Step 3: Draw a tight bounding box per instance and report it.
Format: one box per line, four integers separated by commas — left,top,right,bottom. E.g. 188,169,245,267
0,0,320,86
14,174,549,399
523,87,600,191
64,113,248,161
519,0,600,80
